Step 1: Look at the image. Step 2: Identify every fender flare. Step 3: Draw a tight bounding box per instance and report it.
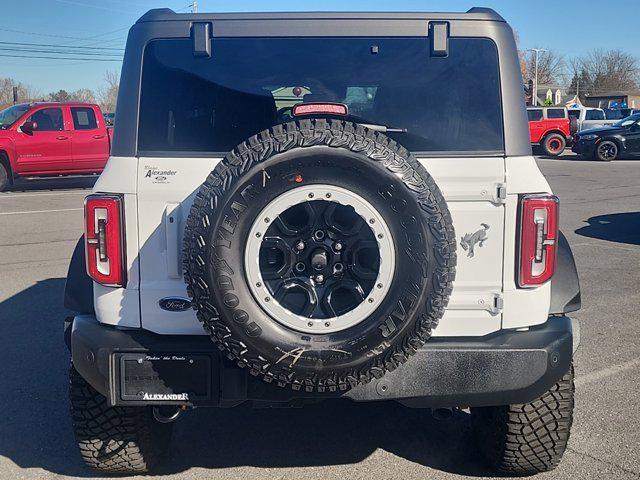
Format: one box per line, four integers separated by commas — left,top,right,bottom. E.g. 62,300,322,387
64,236,95,314
549,231,581,314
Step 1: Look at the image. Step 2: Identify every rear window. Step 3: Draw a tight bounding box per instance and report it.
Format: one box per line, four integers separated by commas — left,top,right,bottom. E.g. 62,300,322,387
546,108,565,119
138,37,503,155
527,109,543,121
71,107,98,130
603,109,624,120
585,110,605,121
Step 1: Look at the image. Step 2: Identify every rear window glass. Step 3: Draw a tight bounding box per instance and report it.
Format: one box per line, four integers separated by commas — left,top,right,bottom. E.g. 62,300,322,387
71,107,98,130
546,108,565,119
585,110,605,121
527,109,543,121
138,37,504,155
603,109,623,120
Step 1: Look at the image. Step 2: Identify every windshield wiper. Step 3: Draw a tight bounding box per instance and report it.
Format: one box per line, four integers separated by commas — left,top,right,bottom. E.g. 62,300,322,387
358,122,408,134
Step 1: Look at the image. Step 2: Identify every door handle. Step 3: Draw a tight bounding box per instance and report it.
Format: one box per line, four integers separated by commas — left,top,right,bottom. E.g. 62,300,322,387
92,135,105,139
56,135,68,140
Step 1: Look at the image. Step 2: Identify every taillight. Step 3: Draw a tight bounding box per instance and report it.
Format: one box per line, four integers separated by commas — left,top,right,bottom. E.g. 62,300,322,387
518,194,558,288
84,194,126,287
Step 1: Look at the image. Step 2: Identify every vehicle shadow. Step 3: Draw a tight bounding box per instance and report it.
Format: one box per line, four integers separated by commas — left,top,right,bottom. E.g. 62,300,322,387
0,278,491,478
575,212,640,246
6,175,97,192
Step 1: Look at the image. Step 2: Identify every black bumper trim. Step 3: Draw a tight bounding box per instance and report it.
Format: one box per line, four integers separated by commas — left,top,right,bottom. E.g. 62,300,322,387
70,315,574,408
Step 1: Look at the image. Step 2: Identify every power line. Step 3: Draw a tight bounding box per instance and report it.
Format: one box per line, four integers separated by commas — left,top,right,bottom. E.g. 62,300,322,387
0,47,122,57
0,40,124,51
0,53,121,62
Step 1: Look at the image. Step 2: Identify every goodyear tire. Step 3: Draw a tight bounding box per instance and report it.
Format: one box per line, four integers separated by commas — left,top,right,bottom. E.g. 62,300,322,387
183,119,456,392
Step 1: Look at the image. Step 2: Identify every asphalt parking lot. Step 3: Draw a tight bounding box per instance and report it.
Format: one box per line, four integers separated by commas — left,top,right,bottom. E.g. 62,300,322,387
0,155,638,480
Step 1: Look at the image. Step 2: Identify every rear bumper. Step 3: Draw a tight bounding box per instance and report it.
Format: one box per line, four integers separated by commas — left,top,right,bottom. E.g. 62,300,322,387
67,315,577,408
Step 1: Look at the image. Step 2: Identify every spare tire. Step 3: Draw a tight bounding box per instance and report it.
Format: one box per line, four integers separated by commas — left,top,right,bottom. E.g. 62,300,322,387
183,119,456,392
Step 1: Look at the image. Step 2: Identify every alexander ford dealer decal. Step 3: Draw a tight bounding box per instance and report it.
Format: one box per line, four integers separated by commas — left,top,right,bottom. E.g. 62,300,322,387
144,165,177,184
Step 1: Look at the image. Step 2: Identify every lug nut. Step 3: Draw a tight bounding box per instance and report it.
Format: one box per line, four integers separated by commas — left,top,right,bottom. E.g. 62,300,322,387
314,230,325,240
295,240,305,251
315,274,324,283
334,263,344,273
334,242,343,251
295,262,306,272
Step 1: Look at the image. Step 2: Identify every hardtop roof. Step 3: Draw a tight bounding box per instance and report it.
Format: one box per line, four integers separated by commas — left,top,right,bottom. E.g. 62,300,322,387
136,7,505,23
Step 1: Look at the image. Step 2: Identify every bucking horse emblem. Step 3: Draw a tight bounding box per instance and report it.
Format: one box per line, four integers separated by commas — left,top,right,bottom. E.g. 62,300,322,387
460,223,489,258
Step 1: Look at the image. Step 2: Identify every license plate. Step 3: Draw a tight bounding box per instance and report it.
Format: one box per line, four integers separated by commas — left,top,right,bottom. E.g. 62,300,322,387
119,353,211,402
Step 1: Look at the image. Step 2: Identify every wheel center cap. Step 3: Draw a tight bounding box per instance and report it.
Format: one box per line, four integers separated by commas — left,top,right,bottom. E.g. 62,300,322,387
311,248,328,271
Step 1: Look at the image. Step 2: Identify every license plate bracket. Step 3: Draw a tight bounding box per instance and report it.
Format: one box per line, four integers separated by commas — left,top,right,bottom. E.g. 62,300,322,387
119,353,211,403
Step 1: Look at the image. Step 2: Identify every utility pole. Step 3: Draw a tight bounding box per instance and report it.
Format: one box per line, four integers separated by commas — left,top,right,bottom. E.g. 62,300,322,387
193,0,197,13
529,48,547,107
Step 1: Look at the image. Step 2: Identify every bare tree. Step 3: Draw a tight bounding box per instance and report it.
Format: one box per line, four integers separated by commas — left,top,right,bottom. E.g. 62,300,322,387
97,70,120,113
522,48,566,86
513,30,528,81
570,49,639,95
0,77,41,105
70,88,97,103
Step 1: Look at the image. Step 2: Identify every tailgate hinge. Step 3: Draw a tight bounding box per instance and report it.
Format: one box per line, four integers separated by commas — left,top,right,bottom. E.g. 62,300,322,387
492,293,504,315
494,183,507,204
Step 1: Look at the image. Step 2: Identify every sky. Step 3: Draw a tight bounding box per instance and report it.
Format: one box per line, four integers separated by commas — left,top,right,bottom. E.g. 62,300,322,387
1,0,639,95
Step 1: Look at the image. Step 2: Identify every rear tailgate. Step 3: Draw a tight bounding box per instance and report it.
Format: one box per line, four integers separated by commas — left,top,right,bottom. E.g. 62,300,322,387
136,156,506,337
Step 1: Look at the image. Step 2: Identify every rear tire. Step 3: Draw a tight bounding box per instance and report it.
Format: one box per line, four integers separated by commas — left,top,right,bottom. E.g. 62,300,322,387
0,161,9,192
471,365,574,475
542,133,566,157
596,140,618,161
69,366,173,473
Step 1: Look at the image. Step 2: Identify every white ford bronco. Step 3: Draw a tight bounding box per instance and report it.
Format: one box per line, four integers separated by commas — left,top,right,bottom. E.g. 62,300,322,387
64,7,581,475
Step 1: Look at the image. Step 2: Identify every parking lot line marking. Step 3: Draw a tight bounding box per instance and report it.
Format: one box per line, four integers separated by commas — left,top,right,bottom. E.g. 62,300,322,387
0,208,83,216
575,359,640,387
0,191,89,199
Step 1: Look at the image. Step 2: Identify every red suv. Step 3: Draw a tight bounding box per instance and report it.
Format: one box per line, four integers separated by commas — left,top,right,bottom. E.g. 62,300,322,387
0,102,111,191
527,106,574,157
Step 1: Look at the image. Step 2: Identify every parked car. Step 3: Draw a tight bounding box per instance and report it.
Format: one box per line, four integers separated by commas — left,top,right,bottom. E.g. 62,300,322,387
568,107,616,132
572,113,640,160
64,7,580,476
527,106,574,156
103,112,115,126
0,102,111,191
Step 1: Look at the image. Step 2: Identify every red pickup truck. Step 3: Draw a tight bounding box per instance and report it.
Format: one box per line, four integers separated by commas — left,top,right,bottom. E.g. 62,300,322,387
0,102,111,191
527,106,574,157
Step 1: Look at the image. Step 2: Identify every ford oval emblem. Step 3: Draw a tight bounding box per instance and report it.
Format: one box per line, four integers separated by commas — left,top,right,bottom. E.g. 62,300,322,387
159,297,192,312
